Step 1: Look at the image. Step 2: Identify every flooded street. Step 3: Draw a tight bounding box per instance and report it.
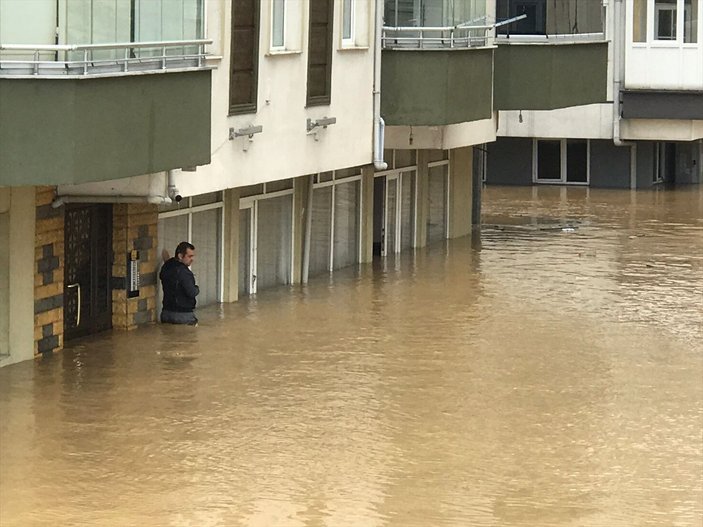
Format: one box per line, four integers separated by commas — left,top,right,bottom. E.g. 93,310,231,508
1,185,702,526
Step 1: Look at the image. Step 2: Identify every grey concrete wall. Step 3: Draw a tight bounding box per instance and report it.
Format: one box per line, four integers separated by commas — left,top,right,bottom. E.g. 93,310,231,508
486,138,533,185
589,140,631,188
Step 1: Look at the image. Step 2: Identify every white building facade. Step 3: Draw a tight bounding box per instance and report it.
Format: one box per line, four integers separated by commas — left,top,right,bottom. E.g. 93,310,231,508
486,0,702,188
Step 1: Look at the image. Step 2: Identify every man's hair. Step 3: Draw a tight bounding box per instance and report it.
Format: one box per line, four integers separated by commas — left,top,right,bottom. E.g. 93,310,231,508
175,241,195,258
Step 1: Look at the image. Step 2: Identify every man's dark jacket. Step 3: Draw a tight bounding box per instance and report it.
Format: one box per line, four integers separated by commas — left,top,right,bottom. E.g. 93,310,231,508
159,258,199,312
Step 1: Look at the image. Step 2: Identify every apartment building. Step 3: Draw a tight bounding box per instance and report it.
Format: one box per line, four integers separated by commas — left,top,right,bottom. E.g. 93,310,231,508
0,0,213,366
486,0,702,188
1,0,491,366
378,0,496,255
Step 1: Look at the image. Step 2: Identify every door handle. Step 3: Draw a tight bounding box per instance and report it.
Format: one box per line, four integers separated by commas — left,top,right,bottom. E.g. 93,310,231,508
66,283,81,327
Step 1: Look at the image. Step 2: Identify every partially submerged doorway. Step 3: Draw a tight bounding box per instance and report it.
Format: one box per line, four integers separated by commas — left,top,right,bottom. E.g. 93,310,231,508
63,204,112,341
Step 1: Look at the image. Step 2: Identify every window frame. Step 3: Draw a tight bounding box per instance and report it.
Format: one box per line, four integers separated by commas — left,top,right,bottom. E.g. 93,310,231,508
312,169,364,271
270,0,287,50
654,1,678,40
306,0,335,107
533,139,591,185
228,0,261,115
238,188,296,295
342,0,355,46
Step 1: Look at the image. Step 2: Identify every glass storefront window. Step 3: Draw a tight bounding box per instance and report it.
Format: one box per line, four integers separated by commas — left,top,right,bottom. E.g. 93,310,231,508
256,195,293,290
310,187,333,276
333,181,360,270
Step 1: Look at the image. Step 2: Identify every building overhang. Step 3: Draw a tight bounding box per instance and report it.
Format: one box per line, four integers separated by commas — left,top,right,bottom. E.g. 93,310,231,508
494,41,609,111
621,90,703,120
385,118,496,150
381,48,494,127
0,69,212,186
620,119,703,142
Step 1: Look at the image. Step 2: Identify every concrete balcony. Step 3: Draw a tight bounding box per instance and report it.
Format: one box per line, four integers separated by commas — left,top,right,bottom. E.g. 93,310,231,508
0,41,212,186
380,47,494,126
494,41,609,111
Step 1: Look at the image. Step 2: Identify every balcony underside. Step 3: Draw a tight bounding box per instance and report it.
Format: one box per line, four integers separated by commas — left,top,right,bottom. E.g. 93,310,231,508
621,90,703,120
381,48,494,126
494,42,608,111
0,69,211,186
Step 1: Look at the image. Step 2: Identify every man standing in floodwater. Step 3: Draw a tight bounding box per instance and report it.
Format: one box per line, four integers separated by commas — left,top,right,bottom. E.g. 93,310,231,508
159,241,199,326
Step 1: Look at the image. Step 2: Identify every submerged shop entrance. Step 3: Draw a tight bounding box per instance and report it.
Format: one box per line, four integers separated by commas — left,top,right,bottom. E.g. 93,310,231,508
239,188,293,296
63,204,112,341
157,193,224,315
373,172,416,257
308,169,362,276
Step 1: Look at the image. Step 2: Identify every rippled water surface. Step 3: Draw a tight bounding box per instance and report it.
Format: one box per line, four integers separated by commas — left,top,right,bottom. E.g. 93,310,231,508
1,186,702,526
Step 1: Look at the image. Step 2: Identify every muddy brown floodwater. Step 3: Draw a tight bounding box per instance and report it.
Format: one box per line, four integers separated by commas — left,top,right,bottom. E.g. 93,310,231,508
1,185,702,526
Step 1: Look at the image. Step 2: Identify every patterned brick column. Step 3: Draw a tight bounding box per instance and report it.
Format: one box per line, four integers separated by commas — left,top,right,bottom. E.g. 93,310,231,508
34,187,64,356
112,204,159,330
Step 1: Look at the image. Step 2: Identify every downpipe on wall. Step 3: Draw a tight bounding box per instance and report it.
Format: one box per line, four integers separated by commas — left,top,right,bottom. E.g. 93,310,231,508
52,195,172,208
373,0,388,171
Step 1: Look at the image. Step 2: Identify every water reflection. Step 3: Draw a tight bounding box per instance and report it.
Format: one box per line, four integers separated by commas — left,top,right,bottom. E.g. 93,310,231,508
1,186,701,526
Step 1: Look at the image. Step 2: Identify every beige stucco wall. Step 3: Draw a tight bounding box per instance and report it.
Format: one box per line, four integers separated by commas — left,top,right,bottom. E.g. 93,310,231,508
173,0,376,198
0,187,36,367
448,147,473,240
222,188,241,303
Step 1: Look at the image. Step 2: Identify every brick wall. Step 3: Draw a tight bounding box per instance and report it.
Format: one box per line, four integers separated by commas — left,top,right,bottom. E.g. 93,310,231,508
112,204,159,330
34,187,64,356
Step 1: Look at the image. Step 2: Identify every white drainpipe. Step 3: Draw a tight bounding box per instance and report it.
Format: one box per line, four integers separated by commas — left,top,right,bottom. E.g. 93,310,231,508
52,170,176,208
52,194,172,208
373,0,388,171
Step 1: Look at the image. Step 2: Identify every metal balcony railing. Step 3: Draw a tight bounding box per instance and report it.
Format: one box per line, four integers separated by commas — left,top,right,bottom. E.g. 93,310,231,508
382,25,493,49
382,15,526,49
0,39,212,77
495,32,605,43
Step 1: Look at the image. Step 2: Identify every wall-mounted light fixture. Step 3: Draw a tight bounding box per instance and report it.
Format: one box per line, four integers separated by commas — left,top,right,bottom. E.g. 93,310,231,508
306,116,336,133
229,125,263,152
229,125,263,140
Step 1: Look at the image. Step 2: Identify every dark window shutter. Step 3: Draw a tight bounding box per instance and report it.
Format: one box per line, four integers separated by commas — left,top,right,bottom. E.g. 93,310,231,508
229,0,260,114
306,0,334,106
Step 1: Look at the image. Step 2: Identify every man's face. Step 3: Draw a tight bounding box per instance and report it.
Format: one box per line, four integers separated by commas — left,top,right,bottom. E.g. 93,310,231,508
178,248,195,267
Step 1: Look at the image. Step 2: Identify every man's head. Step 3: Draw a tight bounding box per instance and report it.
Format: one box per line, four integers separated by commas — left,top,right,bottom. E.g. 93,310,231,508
175,241,195,267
